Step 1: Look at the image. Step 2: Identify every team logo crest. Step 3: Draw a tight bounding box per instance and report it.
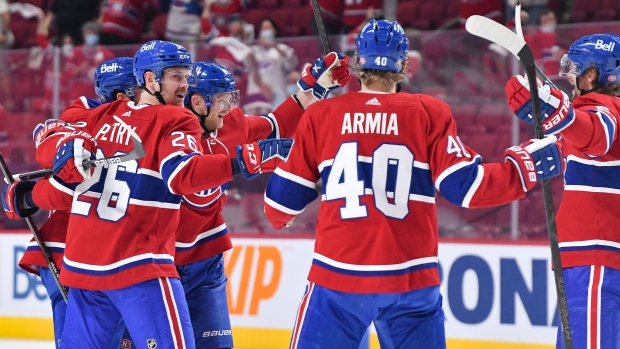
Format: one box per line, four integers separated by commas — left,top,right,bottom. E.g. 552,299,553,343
146,338,157,349
120,339,133,349
360,57,366,65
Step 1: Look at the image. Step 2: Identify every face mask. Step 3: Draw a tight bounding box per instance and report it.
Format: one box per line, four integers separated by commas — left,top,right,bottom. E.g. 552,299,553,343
62,44,74,57
259,30,275,41
286,84,298,95
540,23,556,33
85,34,99,46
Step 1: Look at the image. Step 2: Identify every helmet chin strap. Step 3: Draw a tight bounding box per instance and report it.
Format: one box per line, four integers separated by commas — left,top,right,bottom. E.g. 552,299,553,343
188,103,213,136
142,83,167,105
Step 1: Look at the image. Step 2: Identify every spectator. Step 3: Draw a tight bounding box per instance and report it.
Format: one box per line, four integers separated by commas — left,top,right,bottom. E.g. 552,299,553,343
205,0,246,36
0,0,14,49
0,0,13,110
506,0,549,25
99,0,160,45
342,0,383,33
316,0,343,34
245,17,297,112
40,34,75,115
524,8,564,75
47,0,102,45
65,21,114,100
165,0,204,42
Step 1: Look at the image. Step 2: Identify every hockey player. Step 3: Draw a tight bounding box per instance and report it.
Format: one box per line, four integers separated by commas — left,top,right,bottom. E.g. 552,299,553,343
174,55,350,349
263,19,564,348
505,33,620,349
2,40,291,349
14,56,138,349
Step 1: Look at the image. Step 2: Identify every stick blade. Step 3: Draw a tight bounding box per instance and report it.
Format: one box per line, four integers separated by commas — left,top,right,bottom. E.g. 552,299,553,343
465,15,526,58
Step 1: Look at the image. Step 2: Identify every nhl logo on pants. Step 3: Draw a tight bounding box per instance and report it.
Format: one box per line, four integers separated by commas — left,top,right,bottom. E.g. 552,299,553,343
146,338,158,348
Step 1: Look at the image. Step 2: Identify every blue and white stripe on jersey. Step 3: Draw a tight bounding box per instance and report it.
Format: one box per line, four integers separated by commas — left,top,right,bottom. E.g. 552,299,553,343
434,155,483,208
312,253,439,277
587,109,616,157
318,156,435,203
265,168,318,214
62,252,175,276
50,176,79,195
160,151,201,195
175,223,228,252
75,167,182,209
259,113,280,139
565,155,620,194
26,240,65,254
558,239,620,254
79,96,103,109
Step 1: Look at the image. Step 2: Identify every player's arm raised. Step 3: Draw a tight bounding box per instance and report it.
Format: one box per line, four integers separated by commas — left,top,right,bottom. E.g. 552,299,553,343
263,114,320,229
506,75,618,157
247,52,351,141
425,95,564,208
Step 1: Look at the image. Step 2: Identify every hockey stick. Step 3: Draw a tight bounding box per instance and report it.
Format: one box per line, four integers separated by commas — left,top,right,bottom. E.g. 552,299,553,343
514,0,559,89
466,15,573,349
6,116,145,182
0,153,69,303
310,0,331,54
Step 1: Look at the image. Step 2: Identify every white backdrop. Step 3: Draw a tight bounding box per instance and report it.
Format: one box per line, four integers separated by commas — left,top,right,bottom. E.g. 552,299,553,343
0,233,557,347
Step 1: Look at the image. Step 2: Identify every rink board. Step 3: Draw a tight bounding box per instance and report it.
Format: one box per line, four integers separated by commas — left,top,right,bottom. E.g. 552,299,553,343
0,232,556,348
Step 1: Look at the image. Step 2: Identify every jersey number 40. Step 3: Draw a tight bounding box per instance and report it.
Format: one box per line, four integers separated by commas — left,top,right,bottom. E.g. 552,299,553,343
324,142,414,220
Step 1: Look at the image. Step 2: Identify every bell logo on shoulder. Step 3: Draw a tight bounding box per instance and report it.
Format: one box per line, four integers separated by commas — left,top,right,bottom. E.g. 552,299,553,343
100,62,119,73
594,39,615,52
140,41,156,52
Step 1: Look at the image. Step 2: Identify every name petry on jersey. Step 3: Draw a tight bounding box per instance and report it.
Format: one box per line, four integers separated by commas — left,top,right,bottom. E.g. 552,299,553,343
30,100,235,290
265,92,536,294
554,93,620,270
175,96,304,265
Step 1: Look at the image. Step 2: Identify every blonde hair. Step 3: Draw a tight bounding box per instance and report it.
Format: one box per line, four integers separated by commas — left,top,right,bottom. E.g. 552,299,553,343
351,53,408,87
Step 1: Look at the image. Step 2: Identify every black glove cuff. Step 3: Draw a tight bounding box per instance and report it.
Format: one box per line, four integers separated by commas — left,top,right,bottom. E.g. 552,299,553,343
231,158,241,177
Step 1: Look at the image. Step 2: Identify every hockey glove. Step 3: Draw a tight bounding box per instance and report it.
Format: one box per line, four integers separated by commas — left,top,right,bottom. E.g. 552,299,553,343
236,138,294,180
298,52,351,100
2,181,39,220
506,75,575,135
53,135,97,183
504,135,564,192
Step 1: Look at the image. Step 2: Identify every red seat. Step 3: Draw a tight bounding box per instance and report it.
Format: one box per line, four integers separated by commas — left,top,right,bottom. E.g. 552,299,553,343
572,0,600,22
255,0,280,8
281,0,302,8
411,1,444,30
268,8,293,36
396,2,420,29
9,16,38,48
151,14,168,40
241,8,269,35
289,7,314,37
466,133,499,160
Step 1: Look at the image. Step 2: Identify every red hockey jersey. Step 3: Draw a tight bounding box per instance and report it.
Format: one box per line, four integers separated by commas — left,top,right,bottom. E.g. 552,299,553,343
554,93,620,270
19,97,102,275
174,97,304,265
265,92,533,293
30,100,235,290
